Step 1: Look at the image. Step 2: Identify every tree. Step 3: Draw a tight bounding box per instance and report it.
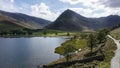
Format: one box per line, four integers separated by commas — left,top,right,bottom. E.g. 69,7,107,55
27,31,33,35
97,29,109,44
55,32,58,35
80,33,88,39
67,32,70,36
43,30,47,35
87,34,97,53
63,44,76,62
55,44,76,62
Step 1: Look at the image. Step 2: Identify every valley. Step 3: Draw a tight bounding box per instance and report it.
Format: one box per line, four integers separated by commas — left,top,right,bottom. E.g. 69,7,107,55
0,9,120,68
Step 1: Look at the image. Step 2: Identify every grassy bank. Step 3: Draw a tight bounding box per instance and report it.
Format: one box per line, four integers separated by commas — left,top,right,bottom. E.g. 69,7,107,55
48,37,116,68
46,29,118,68
110,27,120,39
0,29,76,37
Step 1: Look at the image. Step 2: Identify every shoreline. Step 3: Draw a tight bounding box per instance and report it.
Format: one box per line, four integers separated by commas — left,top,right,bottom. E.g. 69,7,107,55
0,35,73,39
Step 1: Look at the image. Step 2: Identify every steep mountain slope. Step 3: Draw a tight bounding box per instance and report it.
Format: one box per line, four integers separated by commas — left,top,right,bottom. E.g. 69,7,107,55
0,14,28,30
47,9,120,31
47,9,90,31
94,15,120,28
0,10,51,29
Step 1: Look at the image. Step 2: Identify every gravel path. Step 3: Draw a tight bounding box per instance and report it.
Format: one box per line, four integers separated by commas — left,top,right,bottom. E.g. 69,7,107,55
108,35,120,68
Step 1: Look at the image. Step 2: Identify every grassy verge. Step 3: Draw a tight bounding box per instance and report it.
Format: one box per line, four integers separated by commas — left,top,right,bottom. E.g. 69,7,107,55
49,38,87,65
33,32,74,37
110,28,120,39
97,37,116,68
46,29,118,68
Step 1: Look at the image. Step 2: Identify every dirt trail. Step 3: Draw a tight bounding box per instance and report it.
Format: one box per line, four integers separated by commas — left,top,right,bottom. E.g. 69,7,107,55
108,35,120,68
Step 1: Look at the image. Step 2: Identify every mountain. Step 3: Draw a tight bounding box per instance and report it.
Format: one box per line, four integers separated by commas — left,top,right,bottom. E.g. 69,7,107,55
0,14,24,30
0,10,51,30
47,9,120,31
95,15,120,28
46,9,90,31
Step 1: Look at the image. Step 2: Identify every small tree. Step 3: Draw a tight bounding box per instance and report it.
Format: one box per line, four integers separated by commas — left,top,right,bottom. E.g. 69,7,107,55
43,30,47,35
63,44,76,62
55,32,58,35
55,44,76,62
97,29,109,44
67,32,70,36
87,34,97,53
80,33,88,39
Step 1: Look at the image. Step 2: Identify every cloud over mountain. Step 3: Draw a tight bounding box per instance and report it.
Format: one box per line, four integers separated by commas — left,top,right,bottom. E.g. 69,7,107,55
0,0,120,21
100,0,120,8
30,2,60,21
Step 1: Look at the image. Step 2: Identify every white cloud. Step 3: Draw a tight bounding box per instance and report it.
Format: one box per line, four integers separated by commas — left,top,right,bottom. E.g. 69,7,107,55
69,8,93,17
61,0,120,18
100,0,120,8
10,0,14,3
69,7,117,18
59,0,99,5
0,0,19,12
0,0,60,21
30,2,60,21
1,0,120,21
59,0,81,5
59,0,113,17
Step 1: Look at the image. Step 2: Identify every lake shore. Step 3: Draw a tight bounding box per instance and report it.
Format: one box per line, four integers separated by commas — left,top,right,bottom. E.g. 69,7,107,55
0,37,67,68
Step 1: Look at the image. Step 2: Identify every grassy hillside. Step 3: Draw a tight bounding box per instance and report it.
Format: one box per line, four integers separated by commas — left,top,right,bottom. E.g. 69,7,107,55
0,14,36,29
48,37,116,68
97,37,116,68
0,10,51,29
0,21,23,30
45,29,118,68
110,27,120,39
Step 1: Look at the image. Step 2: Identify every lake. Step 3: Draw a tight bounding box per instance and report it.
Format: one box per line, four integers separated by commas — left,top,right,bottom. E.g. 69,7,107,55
0,37,67,68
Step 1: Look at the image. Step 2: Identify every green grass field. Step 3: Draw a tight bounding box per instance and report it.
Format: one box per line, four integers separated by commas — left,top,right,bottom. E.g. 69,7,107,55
110,28,120,39
33,32,75,36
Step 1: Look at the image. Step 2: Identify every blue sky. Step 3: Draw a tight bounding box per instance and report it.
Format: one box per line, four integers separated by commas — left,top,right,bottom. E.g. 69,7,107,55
0,0,120,21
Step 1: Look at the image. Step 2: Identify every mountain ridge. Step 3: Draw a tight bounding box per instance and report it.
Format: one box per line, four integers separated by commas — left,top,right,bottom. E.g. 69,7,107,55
46,9,120,31
0,10,51,30
0,9,120,31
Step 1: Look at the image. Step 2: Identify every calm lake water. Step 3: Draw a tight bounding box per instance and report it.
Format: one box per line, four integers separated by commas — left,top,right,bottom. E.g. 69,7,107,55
0,37,67,68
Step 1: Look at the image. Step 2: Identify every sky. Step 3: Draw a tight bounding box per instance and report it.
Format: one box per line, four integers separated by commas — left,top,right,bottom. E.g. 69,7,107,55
0,0,120,21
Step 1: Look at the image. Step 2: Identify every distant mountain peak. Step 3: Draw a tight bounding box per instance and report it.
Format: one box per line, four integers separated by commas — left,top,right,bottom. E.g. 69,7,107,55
63,9,78,15
46,9,90,31
63,9,84,17
64,9,74,12
46,10,120,31
57,9,85,21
